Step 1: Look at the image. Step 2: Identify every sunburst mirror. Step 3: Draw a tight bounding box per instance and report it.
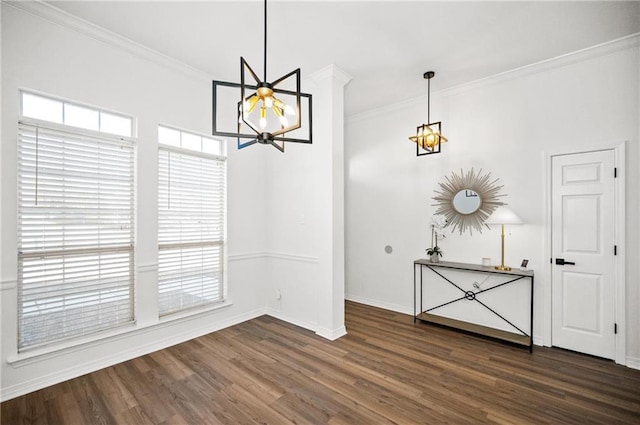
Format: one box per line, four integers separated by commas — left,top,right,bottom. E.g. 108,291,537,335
433,168,505,234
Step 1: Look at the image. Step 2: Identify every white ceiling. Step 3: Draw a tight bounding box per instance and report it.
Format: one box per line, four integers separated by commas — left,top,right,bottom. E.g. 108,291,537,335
47,1,640,116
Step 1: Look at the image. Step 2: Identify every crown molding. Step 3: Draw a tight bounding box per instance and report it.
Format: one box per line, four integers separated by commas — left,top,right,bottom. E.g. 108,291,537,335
439,32,640,98
347,32,640,124
309,64,353,87
4,0,213,83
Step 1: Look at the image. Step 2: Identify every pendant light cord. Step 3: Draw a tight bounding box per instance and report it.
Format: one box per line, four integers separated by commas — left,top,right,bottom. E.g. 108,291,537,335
263,0,267,82
427,76,431,123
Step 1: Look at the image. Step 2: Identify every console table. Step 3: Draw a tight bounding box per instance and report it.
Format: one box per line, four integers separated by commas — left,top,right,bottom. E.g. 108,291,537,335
414,259,534,352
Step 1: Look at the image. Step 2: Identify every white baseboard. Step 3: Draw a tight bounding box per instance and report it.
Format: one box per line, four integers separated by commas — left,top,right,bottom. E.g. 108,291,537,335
265,309,347,341
0,307,267,402
316,325,347,341
345,293,413,316
266,308,318,334
626,356,640,370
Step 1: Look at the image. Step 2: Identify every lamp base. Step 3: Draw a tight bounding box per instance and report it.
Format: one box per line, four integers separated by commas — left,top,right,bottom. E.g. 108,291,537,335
495,265,512,271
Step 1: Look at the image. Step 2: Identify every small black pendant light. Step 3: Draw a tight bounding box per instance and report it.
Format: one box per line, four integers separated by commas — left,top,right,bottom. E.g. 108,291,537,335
212,0,312,152
409,71,447,156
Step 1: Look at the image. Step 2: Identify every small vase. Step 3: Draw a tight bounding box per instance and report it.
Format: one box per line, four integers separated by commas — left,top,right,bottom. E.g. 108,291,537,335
430,254,440,263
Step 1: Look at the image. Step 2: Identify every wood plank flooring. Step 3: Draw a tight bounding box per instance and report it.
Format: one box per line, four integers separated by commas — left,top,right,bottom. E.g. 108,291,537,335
3,301,640,424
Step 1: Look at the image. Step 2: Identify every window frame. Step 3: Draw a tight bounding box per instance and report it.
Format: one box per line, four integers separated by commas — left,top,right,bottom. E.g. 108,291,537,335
16,91,137,352
19,89,137,140
157,124,227,317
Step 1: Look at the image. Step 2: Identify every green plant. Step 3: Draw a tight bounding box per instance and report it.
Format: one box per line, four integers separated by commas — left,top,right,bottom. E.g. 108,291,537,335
426,246,443,257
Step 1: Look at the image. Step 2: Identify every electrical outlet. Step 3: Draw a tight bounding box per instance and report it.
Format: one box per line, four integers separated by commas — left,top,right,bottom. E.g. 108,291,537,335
276,288,281,300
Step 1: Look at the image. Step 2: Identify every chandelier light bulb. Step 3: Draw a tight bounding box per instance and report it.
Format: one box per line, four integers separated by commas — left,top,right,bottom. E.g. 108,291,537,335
259,105,267,129
242,89,299,133
244,94,259,114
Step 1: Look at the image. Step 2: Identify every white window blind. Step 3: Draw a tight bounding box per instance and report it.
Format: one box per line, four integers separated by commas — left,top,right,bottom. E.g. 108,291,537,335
158,128,226,316
17,123,135,350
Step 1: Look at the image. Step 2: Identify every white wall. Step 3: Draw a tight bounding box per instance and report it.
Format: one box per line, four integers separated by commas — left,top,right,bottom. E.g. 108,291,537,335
263,142,320,331
263,66,351,340
345,38,640,366
0,4,270,400
1,2,350,400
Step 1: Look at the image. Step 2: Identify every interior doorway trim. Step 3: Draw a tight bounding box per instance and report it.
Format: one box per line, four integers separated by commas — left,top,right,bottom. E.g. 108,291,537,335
542,140,626,365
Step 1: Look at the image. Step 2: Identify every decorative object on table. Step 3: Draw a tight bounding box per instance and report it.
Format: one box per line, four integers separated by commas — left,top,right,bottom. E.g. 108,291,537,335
432,168,505,235
520,259,529,270
485,206,523,271
427,246,443,263
426,215,447,262
212,0,312,152
409,71,447,156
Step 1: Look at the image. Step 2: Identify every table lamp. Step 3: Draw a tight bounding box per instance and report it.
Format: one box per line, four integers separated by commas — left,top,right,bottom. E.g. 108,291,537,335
486,206,523,271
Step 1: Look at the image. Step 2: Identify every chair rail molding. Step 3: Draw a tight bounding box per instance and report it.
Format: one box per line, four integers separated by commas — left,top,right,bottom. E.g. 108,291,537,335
1,279,17,291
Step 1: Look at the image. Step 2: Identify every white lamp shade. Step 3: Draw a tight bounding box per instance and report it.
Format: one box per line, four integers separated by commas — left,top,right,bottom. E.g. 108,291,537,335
486,206,523,225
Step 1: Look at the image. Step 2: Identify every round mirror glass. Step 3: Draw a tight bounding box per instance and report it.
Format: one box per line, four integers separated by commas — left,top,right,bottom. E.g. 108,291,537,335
452,190,481,215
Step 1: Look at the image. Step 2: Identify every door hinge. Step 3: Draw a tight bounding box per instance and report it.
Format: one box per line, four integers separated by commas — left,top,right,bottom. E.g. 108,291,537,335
614,167,617,178
614,323,618,334
614,245,617,256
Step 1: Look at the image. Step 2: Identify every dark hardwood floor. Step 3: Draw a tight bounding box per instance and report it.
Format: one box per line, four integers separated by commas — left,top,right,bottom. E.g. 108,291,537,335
3,301,640,424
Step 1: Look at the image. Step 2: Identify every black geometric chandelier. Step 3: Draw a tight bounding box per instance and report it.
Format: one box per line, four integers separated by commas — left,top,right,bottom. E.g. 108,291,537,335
212,0,312,152
409,71,447,156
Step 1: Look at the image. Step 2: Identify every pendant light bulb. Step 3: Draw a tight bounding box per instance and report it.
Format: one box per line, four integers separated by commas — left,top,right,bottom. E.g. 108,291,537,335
264,96,273,108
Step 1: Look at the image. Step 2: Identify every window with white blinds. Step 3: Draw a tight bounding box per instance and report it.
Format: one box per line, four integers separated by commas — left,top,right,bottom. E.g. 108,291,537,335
17,119,135,350
158,126,226,316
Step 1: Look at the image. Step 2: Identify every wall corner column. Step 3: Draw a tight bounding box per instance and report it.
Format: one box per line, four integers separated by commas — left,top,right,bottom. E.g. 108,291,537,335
308,64,352,340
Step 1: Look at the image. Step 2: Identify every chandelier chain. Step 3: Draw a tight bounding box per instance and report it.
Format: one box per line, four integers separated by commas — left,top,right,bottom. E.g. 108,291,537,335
263,0,268,82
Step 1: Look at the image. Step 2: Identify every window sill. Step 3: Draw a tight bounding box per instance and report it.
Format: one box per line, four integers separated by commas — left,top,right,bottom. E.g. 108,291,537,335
158,300,232,324
7,299,233,367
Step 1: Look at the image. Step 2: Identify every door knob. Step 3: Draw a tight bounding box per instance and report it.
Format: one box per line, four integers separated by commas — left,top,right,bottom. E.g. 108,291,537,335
555,258,576,266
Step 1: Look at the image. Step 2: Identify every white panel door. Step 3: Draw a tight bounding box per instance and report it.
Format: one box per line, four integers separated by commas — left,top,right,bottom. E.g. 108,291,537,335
551,150,615,359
